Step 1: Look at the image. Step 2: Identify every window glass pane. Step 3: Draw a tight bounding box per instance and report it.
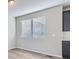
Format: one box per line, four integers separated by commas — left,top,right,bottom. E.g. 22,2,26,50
33,16,46,38
63,11,70,31
21,20,32,38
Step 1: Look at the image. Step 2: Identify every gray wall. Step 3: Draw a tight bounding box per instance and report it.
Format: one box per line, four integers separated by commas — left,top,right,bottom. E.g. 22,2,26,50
16,6,63,57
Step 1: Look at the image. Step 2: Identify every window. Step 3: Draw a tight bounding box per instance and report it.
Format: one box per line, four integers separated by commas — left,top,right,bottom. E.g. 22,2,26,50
33,16,46,38
63,10,70,31
20,16,46,38
21,20,32,38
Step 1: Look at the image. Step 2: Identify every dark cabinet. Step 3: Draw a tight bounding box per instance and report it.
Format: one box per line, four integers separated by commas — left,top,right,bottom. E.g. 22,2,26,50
63,11,70,31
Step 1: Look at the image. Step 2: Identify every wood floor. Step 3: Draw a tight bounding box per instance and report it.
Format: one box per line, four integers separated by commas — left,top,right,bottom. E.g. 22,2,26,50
8,48,69,59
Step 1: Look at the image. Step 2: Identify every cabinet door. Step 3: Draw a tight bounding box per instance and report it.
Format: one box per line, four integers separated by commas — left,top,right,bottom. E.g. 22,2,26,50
63,11,70,31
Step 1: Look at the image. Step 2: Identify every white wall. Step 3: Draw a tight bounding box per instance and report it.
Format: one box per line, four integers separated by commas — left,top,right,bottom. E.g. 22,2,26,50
8,14,16,50
8,0,70,50
16,6,63,57
63,32,70,41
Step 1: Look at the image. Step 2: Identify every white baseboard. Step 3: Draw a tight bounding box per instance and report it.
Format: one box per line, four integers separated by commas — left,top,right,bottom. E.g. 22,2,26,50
8,47,16,50
16,47,62,58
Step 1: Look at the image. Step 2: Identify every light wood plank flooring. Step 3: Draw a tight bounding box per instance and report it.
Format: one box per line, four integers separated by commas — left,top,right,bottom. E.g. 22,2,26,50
8,48,69,59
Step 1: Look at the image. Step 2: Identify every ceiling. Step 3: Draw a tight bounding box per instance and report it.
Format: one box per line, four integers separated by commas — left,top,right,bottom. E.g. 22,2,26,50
8,0,70,17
